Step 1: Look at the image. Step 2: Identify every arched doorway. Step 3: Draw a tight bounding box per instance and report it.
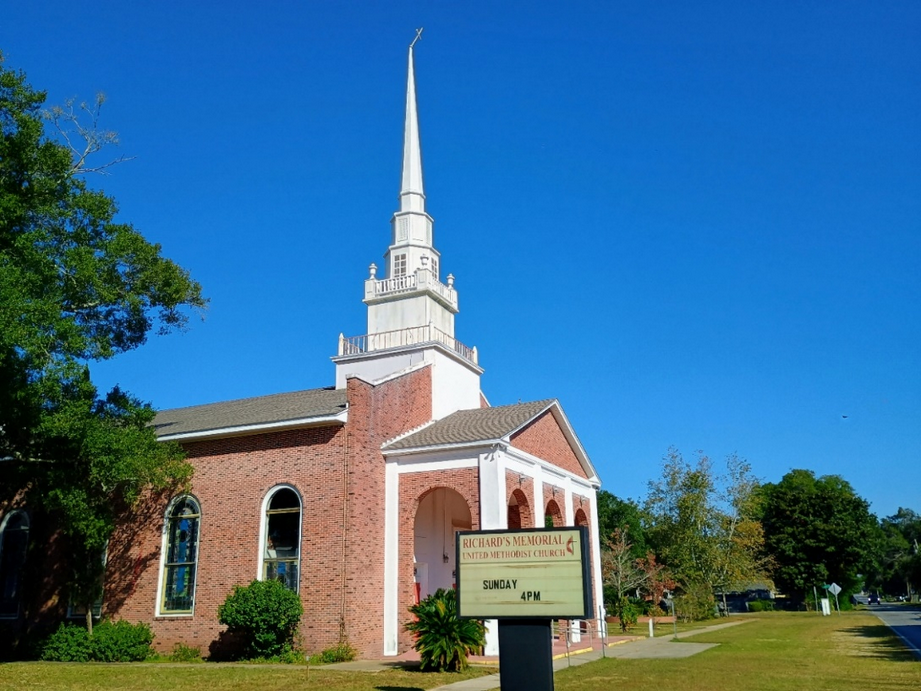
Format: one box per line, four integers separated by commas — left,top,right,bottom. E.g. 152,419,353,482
413,488,471,602
507,489,533,529
545,499,563,527
574,507,588,527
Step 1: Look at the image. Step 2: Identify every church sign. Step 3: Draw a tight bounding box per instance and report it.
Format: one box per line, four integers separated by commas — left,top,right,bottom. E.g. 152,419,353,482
456,526,592,619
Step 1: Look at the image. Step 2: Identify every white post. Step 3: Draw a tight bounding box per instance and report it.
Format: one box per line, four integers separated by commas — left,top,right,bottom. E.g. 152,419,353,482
648,617,654,638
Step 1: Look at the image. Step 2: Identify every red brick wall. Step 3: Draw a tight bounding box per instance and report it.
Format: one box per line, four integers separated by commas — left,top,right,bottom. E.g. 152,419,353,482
102,364,435,659
341,366,432,656
510,411,587,480
505,473,534,529
397,468,479,652
106,425,349,656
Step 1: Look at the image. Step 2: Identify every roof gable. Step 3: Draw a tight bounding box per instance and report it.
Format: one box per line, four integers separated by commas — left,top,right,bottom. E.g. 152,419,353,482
383,399,597,483
510,410,588,480
382,399,553,450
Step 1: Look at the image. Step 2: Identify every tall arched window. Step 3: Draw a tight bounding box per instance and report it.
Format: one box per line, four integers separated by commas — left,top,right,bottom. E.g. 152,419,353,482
160,496,200,614
0,510,29,618
263,487,301,592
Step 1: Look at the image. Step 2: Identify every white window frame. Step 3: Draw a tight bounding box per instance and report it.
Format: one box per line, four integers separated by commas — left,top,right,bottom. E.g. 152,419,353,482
155,495,201,617
0,510,29,619
393,253,407,277
257,485,303,593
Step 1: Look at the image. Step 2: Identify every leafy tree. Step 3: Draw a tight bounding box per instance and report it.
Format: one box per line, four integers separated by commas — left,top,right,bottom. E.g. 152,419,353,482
601,526,672,631
404,588,485,672
645,449,767,615
0,56,203,630
597,490,648,558
217,580,303,659
869,508,921,599
758,469,880,603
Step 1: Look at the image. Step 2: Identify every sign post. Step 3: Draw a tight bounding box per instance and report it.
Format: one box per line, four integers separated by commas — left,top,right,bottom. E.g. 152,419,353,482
827,582,842,614
457,526,593,691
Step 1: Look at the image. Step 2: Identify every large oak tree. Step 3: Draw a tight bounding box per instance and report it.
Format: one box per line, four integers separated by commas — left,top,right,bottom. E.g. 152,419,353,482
758,469,880,602
0,56,204,630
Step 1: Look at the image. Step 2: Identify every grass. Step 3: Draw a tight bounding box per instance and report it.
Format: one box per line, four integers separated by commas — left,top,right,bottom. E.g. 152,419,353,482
0,661,494,691
557,611,921,691
2,612,918,691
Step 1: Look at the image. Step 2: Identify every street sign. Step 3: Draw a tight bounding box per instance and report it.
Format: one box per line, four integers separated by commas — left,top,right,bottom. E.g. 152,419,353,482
828,583,842,596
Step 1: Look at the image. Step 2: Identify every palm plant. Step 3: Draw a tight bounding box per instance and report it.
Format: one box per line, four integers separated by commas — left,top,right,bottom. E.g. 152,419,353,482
404,588,485,672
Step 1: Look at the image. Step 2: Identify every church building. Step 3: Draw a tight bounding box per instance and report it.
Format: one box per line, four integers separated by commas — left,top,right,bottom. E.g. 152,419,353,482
0,40,604,659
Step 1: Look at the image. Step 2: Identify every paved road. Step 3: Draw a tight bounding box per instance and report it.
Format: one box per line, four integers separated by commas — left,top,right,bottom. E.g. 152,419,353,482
871,603,921,660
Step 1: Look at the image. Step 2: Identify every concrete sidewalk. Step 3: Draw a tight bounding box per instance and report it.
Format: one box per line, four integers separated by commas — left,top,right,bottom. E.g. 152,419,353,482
328,619,752,690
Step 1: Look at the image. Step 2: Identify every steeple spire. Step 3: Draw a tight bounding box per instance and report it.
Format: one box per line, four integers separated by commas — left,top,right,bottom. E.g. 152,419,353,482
400,29,425,213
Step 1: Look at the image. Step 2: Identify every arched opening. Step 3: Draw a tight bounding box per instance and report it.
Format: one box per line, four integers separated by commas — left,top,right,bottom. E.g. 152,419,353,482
507,489,533,530
574,507,589,527
544,499,563,528
0,510,29,618
413,488,471,602
262,486,302,592
160,496,200,614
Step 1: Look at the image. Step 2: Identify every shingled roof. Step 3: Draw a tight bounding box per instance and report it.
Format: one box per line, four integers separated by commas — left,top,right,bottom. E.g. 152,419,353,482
153,387,348,439
383,399,555,450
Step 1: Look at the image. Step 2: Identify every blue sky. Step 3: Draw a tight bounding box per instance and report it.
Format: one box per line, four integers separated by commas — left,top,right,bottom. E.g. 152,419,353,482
5,2,919,518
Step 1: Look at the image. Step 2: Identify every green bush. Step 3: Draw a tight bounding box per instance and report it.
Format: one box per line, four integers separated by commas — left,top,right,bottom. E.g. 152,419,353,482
747,599,775,612
41,621,154,662
611,597,640,632
41,623,93,662
318,641,357,663
674,582,716,622
169,642,202,662
404,588,485,672
217,579,303,659
90,621,154,662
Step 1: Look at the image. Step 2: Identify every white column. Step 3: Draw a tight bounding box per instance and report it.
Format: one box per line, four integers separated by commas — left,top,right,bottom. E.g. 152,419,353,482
563,478,574,525
479,447,504,656
532,466,544,527
382,461,401,656
589,488,605,632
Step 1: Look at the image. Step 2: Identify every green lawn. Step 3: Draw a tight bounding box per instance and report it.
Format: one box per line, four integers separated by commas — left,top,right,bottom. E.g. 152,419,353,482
0,661,492,691
557,611,921,691
1,612,919,691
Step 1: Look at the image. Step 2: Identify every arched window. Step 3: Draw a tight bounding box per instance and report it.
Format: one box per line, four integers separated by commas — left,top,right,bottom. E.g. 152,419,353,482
0,510,29,618
263,487,301,592
160,496,201,614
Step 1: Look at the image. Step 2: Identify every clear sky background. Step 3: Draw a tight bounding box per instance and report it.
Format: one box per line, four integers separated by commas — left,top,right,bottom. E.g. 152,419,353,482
4,2,919,518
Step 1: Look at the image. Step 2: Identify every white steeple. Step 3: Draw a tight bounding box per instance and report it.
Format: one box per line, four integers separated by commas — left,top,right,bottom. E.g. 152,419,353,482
362,30,459,337
334,31,481,416
382,31,440,291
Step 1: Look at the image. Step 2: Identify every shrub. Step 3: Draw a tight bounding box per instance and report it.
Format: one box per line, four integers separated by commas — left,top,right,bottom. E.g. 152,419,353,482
217,579,303,659
41,623,93,662
747,599,775,612
611,597,640,632
404,588,485,672
41,621,154,662
674,582,716,622
169,642,203,662
318,641,357,663
90,620,154,662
